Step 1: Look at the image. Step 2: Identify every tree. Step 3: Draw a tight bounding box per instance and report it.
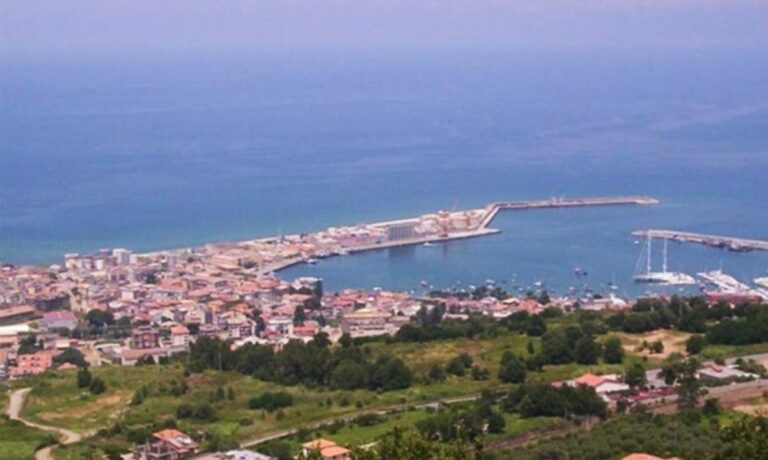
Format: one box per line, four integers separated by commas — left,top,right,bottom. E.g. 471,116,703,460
330,360,368,390
526,340,535,355
86,309,114,327
429,364,446,383
649,340,665,354
293,306,306,326
541,330,573,364
574,336,601,365
77,367,92,388
686,335,706,355
89,377,107,394
624,363,647,388
487,411,506,434
525,315,547,337
499,352,527,383
602,336,625,364
369,355,413,391
54,348,88,368
719,415,768,460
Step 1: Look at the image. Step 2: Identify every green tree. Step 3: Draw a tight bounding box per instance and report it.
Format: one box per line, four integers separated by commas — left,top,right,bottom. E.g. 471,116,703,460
602,336,625,364
77,367,92,388
498,352,527,383
686,335,706,355
574,336,601,365
719,416,768,460
89,377,106,394
428,364,446,383
54,348,88,368
624,363,647,388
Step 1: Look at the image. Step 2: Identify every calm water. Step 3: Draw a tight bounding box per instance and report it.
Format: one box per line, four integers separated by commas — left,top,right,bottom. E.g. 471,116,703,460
2,50,767,295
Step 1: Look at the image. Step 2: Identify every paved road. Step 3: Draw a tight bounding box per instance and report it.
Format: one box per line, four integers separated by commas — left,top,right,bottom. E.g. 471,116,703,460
6,388,82,460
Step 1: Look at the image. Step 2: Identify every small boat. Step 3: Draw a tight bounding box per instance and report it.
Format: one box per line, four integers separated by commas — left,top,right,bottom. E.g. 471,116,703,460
306,258,319,265
420,280,429,287
574,266,588,277
423,242,435,247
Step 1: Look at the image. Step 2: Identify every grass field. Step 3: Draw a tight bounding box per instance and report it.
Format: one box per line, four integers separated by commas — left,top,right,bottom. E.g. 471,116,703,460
0,389,55,460
16,325,694,455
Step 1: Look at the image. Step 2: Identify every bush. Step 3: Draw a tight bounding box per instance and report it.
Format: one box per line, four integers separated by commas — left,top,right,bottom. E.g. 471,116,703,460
248,392,294,412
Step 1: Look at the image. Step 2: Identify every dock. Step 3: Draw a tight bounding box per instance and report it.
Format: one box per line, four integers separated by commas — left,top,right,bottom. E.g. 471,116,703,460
480,196,659,229
267,195,659,274
632,230,768,252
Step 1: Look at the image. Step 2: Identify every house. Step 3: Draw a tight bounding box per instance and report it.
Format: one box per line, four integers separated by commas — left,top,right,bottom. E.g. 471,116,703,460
170,325,190,348
622,454,681,460
301,439,351,460
698,364,757,383
135,429,199,460
38,310,78,331
222,451,275,460
9,351,53,378
132,326,160,349
564,373,630,396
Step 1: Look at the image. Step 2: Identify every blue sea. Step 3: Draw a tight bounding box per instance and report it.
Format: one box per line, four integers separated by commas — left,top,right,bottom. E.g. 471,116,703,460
1,50,767,296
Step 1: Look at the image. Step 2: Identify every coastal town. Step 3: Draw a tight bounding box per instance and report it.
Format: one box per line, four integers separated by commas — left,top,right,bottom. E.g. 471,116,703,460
0,197,664,379
2,199,768,460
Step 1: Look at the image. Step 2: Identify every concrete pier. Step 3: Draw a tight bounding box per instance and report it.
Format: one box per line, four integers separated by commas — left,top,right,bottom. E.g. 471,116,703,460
632,230,768,252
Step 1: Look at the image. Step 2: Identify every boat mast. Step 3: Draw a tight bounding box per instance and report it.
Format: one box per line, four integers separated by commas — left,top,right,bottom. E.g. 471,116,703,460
646,236,652,275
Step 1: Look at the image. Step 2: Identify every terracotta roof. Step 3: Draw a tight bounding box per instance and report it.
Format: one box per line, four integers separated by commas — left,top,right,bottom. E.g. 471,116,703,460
573,373,607,387
321,446,351,457
302,439,336,450
622,454,679,460
154,429,188,441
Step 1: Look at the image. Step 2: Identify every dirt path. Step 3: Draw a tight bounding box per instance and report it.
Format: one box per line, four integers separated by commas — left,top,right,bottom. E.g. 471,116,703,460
6,388,83,460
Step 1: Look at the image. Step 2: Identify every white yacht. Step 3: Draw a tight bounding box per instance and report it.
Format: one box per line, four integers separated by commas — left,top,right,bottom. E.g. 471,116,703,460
634,236,696,285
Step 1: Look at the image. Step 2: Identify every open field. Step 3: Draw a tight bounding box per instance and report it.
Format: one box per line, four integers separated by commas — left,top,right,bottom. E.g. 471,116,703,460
15,324,712,456
617,330,691,360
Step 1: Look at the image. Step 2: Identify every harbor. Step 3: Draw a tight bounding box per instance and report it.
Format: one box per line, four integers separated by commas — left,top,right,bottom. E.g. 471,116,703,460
262,195,661,274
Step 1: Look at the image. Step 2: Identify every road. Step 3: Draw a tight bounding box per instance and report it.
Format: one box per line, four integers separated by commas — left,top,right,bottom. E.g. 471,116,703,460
5,388,82,460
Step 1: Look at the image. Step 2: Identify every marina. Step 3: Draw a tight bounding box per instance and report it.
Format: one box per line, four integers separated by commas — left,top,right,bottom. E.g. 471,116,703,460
262,196,660,274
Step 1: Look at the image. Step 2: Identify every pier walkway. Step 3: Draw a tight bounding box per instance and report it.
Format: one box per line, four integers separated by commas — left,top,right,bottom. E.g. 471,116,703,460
479,196,659,229
632,229,768,252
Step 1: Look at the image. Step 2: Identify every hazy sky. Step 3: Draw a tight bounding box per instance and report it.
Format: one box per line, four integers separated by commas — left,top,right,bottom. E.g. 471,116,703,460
1,0,767,55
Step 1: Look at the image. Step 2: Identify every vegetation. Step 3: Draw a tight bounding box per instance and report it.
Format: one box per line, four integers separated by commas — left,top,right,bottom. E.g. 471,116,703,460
494,412,728,460
0,416,55,460
188,334,412,392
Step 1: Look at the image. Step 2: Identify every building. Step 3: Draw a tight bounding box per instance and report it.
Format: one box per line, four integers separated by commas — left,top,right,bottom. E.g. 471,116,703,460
222,451,275,460
132,326,160,349
38,310,78,331
0,305,36,325
9,351,53,379
698,364,757,383
301,439,351,460
563,373,630,397
385,222,419,241
170,325,191,348
135,429,199,460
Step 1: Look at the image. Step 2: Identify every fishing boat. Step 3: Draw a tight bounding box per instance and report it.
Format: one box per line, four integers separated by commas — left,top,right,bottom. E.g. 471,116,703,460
633,236,695,285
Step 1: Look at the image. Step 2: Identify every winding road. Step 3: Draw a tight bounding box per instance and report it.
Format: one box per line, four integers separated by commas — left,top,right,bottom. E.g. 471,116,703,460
5,388,82,460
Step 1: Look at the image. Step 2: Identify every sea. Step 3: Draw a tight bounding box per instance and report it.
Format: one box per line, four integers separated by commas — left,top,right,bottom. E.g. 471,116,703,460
2,49,767,297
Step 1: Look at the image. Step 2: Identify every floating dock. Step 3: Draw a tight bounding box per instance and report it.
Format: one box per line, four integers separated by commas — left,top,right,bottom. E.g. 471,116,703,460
631,230,768,252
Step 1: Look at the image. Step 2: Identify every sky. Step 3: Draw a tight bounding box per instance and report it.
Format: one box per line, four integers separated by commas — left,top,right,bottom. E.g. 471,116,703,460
1,0,767,55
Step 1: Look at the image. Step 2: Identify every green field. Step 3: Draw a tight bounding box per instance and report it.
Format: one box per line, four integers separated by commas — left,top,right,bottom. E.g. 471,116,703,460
0,389,54,460
14,324,700,456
